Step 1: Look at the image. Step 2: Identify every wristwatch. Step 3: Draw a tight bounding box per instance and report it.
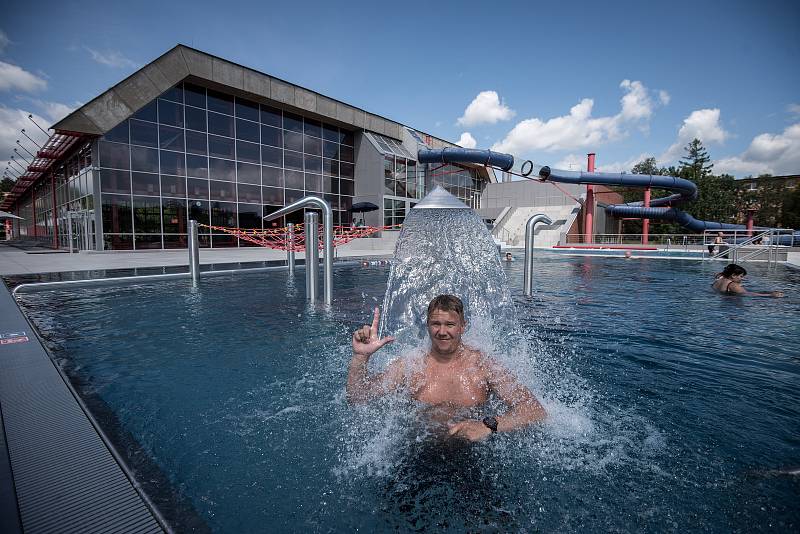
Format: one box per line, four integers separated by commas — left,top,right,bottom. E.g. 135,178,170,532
482,416,498,433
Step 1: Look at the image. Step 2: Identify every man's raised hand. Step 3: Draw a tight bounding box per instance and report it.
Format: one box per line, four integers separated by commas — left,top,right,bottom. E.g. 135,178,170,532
352,307,395,358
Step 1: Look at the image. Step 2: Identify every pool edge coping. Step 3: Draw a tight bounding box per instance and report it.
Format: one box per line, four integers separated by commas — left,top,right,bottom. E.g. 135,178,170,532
0,280,171,533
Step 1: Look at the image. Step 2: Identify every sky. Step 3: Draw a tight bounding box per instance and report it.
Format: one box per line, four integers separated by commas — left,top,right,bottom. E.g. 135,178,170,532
1,0,798,180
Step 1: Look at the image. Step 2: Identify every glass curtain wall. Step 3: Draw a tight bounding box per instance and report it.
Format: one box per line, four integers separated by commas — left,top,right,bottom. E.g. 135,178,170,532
96,82,356,250
382,159,483,227
383,155,421,227
54,143,94,249
429,163,483,208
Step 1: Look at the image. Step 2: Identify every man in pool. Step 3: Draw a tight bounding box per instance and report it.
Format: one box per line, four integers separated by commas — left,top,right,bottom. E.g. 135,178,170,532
346,295,546,441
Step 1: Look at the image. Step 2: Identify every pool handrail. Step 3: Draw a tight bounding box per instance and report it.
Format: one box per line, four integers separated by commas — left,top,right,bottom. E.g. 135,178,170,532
286,222,296,274
189,219,200,286
305,211,320,302
263,196,333,304
524,213,553,296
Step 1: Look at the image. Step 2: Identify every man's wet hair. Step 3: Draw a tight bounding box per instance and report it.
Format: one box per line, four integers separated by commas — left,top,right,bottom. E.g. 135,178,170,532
427,294,464,322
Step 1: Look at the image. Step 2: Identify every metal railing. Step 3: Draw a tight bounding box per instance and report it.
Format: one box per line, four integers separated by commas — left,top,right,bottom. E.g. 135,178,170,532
523,214,552,296
263,196,333,304
702,228,795,249
705,229,791,266
563,233,703,250
495,226,514,246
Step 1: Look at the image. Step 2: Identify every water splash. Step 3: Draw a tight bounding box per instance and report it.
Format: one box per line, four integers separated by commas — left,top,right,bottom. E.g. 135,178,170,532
378,207,515,348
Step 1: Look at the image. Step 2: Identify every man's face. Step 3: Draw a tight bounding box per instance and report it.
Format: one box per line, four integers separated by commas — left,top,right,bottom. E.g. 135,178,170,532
427,308,465,355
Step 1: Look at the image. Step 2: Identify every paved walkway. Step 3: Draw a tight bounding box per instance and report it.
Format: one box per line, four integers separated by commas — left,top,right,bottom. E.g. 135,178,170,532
0,239,394,276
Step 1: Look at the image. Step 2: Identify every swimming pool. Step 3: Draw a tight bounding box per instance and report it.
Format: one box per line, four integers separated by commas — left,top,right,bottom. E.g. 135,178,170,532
13,255,800,532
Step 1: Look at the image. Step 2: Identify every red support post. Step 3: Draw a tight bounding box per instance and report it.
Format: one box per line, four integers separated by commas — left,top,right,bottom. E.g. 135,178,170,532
51,173,58,248
642,187,651,245
31,187,37,238
584,153,596,243
745,209,755,236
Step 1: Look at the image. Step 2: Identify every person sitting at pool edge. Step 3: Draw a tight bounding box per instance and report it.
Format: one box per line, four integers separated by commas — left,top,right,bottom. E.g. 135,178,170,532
346,294,547,441
712,264,784,297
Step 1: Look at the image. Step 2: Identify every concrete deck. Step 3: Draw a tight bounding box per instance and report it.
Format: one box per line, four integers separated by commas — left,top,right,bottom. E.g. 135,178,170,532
0,236,397,276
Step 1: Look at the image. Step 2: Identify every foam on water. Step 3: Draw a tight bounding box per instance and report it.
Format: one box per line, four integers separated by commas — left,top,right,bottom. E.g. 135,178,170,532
335,204,672,516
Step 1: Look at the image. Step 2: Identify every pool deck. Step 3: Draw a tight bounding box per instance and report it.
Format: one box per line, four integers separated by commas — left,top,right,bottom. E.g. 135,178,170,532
0,236,396,276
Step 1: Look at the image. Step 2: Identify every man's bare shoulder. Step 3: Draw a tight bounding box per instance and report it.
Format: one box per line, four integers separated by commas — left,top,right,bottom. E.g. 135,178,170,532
460,345,497,374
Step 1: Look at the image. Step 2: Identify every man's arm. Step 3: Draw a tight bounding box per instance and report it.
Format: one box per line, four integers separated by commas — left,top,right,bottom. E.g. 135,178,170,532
448,359,546,441
489,363,547,431
346,307,399,404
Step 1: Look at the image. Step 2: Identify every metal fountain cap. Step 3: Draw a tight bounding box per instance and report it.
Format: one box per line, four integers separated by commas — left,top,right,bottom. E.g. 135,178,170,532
412,185,471,210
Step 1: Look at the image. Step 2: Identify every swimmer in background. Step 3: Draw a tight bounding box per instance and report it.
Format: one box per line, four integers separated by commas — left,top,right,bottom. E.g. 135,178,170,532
504,252,514,261
708,231,725,256
712,264,784,297
346,295,546,441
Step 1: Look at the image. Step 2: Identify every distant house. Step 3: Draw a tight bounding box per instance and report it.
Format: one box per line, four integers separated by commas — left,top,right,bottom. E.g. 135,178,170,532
738,175,799,192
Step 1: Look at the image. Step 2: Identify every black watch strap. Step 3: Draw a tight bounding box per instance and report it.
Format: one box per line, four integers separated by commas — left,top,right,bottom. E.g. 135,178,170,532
482,416,498,433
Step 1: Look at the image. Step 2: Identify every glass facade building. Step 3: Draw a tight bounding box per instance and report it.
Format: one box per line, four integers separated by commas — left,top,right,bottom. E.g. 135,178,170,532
96,82,357,249
3,46,492,251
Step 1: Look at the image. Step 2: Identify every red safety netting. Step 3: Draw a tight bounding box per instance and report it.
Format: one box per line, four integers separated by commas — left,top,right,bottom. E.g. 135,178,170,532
199,223,402,251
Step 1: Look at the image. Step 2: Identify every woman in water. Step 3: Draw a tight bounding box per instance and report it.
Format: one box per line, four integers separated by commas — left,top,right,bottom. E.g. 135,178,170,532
712,264,784,297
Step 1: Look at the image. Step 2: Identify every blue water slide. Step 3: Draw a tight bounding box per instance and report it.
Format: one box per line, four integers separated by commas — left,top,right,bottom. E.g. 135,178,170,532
418,147,799,243
537,166,746,232
418,147,515,172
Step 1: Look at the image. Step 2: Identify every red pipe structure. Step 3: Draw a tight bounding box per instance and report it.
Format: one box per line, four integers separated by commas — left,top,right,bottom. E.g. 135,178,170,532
745,209,755,236
584,153,596,243
642,188,651,245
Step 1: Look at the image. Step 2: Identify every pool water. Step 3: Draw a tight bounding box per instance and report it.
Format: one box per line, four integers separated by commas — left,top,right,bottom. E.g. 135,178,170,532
14,255,800,532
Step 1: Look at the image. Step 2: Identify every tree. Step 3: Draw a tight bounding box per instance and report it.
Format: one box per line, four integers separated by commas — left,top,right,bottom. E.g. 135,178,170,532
750,176,788,228
679,138,714,182
630,157,660,176
0,176,15,194
779,187,800,229
687,173,746,226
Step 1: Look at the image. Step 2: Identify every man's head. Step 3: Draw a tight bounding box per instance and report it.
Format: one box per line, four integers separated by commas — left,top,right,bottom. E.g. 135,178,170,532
426,295,465,356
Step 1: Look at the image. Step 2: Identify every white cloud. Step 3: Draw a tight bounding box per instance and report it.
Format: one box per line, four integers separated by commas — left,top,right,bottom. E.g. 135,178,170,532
659,108,729,163
455,132,477,149
0,106,51,177
554,152,654,174
715,123,800,176
0,30,10,54
619,80,653,121
491,80,664,156
553,154,586,171
457,91,515,127
658,90,671,106
85,47,138,69
19,98,77,122
788,103,800,117
713,157,773,177
0,61,47,92
491,98,621,154
597,153,655,174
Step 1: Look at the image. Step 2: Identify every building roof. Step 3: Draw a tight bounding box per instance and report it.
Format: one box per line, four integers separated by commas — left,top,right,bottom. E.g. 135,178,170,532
4,44,470,210
53,44,405,140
